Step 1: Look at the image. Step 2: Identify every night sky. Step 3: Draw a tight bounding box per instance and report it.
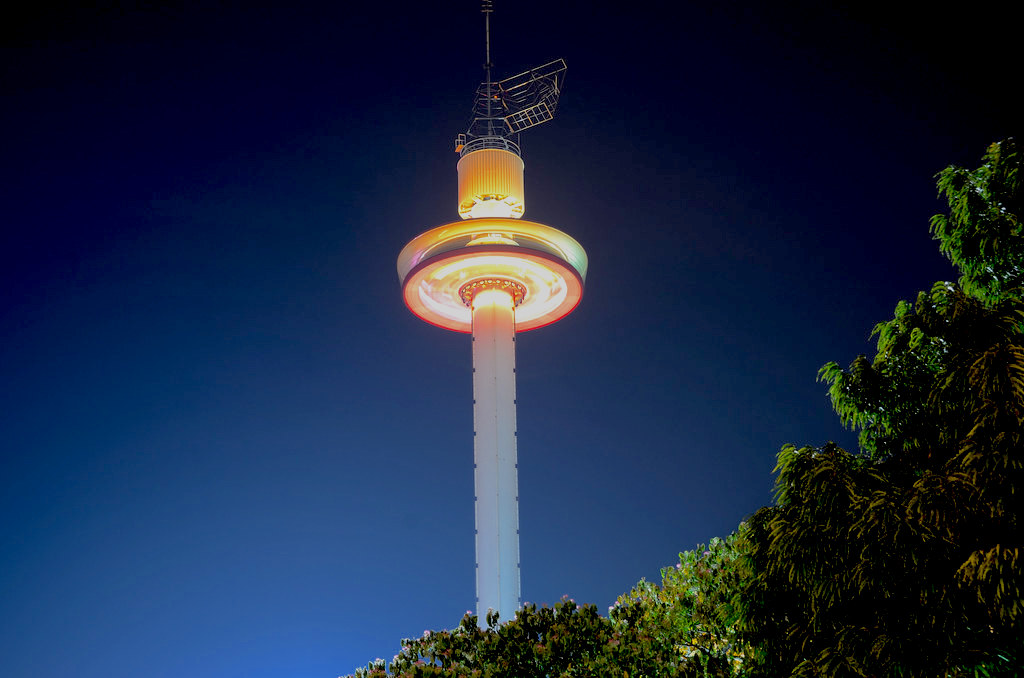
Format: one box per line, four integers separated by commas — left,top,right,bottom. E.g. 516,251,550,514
1,2,1016,677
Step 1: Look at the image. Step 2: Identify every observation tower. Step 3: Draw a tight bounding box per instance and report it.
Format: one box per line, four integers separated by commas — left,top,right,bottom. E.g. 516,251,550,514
396,2,587,625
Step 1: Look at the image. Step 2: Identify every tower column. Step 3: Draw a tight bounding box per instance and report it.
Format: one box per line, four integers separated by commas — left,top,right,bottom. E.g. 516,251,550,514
471,288,520,624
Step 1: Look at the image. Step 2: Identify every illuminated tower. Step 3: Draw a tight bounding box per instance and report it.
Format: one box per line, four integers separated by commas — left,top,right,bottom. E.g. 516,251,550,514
396,3,587,624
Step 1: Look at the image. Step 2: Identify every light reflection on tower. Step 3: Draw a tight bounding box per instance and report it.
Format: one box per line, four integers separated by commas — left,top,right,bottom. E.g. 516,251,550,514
396,2,586,625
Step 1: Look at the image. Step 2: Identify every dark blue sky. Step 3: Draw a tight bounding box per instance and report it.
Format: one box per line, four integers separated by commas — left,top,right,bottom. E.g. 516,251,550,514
1,2,1016,676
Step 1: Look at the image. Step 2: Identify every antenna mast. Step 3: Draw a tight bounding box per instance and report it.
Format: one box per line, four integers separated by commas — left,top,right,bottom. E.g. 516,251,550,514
483,0,495,138
455,1,566,158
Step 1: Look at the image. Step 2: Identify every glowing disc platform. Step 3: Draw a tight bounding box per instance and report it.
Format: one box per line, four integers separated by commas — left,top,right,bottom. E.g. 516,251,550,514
397,217,587,333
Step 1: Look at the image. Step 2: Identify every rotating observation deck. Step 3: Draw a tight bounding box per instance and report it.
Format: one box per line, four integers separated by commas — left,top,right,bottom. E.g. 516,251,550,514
397,217,587,332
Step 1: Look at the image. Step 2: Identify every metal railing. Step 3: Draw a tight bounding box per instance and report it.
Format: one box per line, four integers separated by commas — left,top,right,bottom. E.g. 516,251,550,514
460,135,521,157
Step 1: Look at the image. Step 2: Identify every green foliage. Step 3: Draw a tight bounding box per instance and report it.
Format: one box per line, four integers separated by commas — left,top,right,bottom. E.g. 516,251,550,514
930,139,1023,304
349,534,753,678
611,531,750,677
739,139,1024,677
348,597,688,677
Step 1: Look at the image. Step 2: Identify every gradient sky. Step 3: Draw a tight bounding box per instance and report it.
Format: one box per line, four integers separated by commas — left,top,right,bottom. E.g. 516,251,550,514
1,2,1016,677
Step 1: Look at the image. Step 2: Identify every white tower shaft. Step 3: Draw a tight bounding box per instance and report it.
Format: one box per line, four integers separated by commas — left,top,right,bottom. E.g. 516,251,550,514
471,288,520,623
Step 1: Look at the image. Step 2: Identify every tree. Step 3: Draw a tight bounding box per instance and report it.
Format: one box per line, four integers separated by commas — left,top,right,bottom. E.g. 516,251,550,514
348,597,687,677
612,531,751,677
738,139,1023,677
351,535,753,678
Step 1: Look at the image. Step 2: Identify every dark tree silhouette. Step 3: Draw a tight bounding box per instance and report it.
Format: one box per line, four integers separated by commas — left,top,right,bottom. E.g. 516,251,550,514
739,139,1023,677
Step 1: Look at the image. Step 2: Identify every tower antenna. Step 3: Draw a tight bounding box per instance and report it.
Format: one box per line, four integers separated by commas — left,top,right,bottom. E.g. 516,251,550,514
483,0,493,69
482,1,494,138
455,2,566,158
398,4,585,627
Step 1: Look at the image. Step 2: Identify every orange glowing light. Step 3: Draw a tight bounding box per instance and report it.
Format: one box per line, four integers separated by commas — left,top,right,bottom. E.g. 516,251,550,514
397,218,588,283
458,150,526,219
472,287,516,311
398,218,587,333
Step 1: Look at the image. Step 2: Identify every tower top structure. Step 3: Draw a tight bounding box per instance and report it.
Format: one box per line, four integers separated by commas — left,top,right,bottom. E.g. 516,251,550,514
395,0,586,625
455,0,566,158
456,57,567,158
398,1,584,330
